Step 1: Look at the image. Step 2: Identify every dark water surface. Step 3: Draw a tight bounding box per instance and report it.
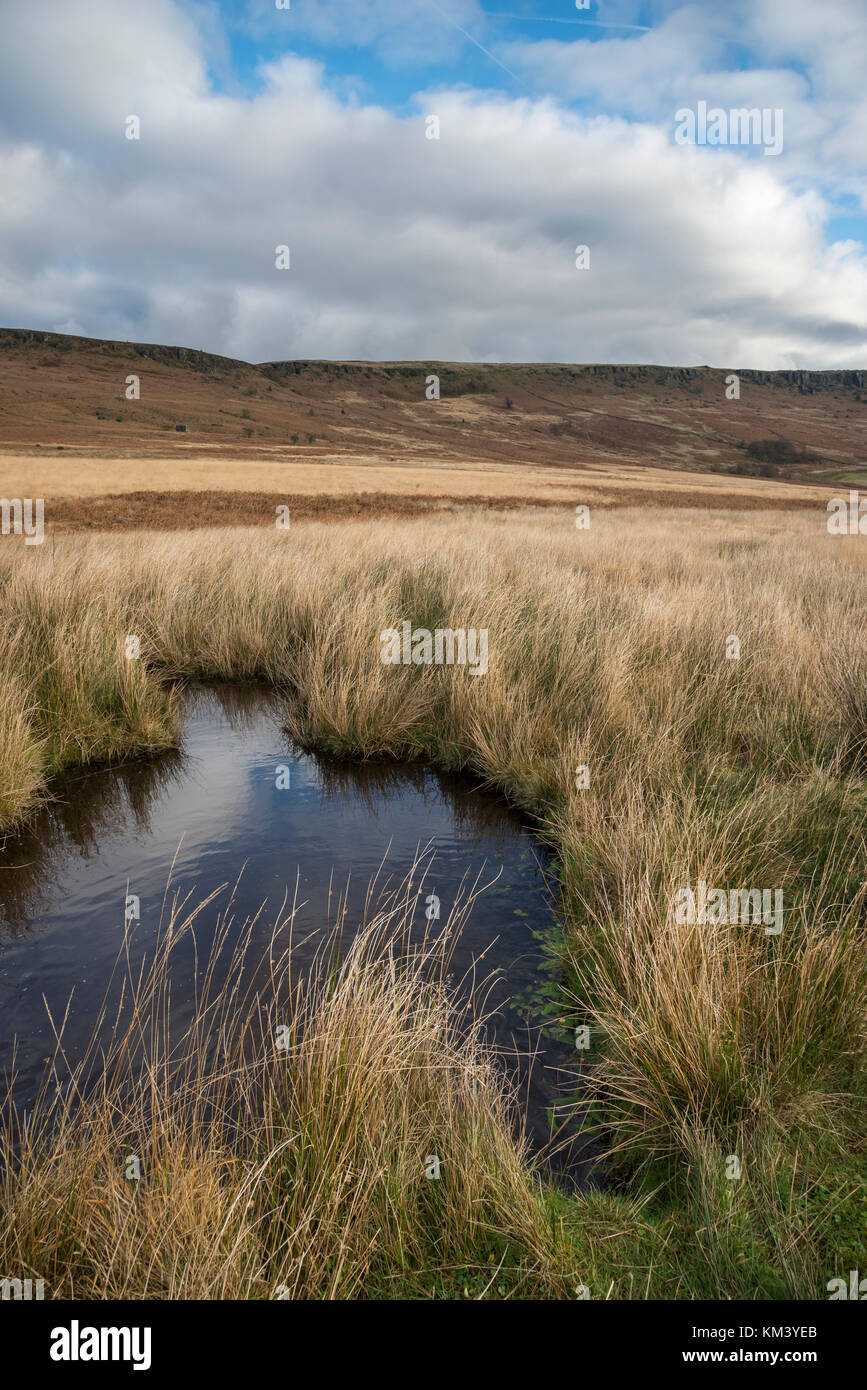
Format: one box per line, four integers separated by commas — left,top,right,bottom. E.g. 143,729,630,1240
0,685,592,1183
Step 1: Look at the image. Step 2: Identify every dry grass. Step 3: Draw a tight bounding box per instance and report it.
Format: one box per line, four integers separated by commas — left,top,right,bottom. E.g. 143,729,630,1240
0,505,864,1297
0,867,574,1299
0,662,44,829
32,488,830,537
0,449,836,505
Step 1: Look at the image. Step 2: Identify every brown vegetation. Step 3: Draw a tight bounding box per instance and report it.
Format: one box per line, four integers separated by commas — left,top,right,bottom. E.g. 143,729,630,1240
1,327,865,491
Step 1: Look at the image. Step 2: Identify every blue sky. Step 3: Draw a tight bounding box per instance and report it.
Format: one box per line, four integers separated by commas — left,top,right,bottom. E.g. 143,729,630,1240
0,0,865,367
208,2,659,105
216,2,867,250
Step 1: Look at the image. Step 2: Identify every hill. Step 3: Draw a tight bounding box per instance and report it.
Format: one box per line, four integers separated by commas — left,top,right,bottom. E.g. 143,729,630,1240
0,327,864,484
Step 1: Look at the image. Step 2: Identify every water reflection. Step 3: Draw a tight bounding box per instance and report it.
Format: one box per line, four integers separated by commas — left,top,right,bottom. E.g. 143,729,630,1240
0,684,594,1185
0,751,187,935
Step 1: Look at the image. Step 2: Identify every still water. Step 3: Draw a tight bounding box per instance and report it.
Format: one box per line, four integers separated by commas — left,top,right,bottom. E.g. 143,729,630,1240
0,684,592,1183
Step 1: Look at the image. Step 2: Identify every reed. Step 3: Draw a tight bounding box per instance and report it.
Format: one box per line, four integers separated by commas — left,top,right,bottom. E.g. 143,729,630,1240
0,865,576,1299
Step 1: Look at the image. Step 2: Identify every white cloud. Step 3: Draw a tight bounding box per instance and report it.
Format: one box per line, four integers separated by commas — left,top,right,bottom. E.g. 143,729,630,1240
0,0,864,367
501,0,867,207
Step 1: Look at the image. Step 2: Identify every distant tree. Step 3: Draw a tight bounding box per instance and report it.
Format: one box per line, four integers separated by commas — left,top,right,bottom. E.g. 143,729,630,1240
745,438,821,465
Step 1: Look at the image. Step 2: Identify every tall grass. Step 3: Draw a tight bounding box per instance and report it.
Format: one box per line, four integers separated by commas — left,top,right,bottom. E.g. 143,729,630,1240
0,867,575,1298
0,507,864,1296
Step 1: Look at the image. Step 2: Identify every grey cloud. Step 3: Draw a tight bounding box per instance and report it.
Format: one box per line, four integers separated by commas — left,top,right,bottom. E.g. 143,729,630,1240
0,2,865,368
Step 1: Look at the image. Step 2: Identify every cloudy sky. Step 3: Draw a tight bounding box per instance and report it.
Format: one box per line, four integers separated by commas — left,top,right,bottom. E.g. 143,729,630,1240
1,0,866,367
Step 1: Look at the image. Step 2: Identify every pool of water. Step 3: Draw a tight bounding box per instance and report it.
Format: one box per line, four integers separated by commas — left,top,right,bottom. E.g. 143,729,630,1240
0,684,593,1184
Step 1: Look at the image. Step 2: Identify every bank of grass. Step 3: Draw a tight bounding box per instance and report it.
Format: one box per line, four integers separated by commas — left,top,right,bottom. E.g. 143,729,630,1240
0,507,864,1298
1,876,585,1299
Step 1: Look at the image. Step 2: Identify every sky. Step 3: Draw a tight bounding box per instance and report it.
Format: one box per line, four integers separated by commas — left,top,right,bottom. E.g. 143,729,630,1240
0,0,866,368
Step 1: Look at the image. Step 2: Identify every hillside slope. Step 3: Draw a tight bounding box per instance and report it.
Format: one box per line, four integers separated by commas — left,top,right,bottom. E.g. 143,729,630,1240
1,327,864,487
